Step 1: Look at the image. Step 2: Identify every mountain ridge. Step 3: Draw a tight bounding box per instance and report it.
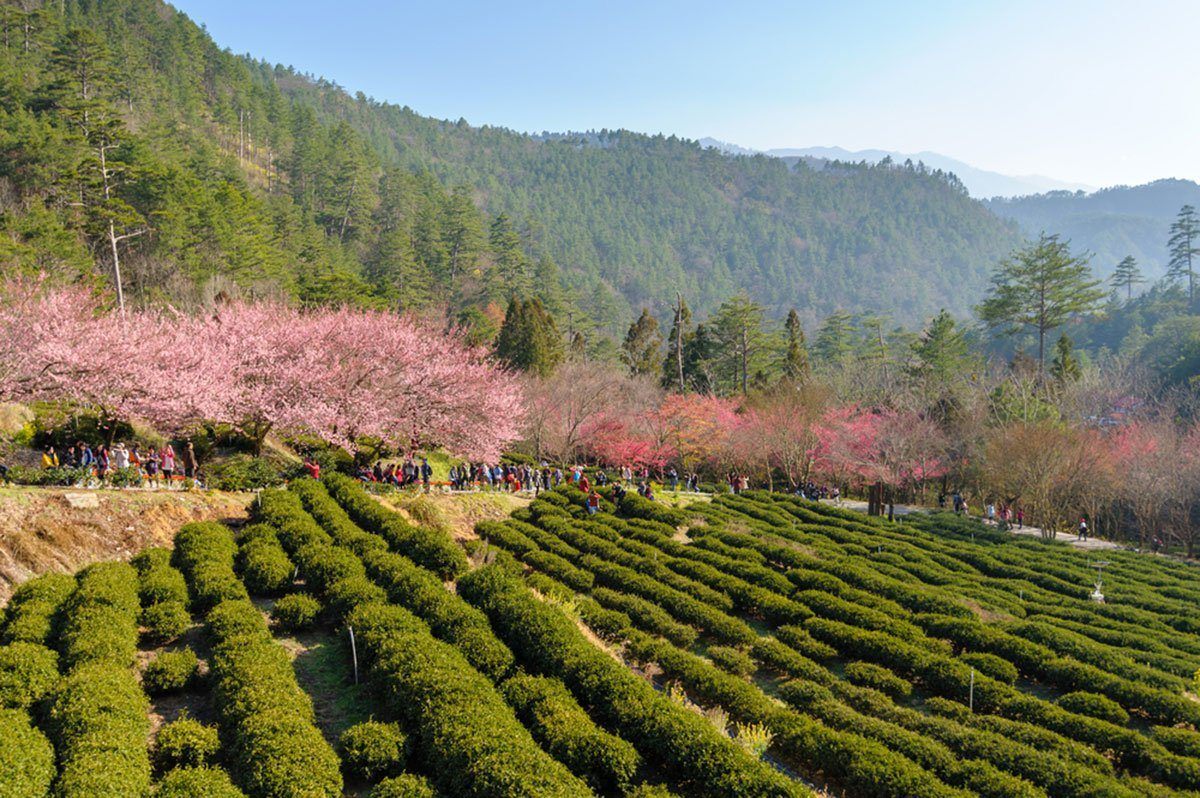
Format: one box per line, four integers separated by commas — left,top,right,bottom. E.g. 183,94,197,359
698,138,1094,199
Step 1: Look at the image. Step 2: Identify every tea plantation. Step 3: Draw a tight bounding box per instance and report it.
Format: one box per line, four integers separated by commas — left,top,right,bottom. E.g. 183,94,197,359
3,476,1199,798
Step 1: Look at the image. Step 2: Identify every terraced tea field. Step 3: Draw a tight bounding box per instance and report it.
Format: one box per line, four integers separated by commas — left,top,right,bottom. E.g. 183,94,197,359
3,476,1199,798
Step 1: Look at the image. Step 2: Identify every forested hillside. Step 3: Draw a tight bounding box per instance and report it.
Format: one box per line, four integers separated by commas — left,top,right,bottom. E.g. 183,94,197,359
0,0,1023,334
987,179,1200,280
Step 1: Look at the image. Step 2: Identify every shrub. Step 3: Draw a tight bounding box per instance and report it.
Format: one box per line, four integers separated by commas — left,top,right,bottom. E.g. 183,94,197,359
325,575,387,624
271,593,322,632
339,720,408,781
1152,725,1200,758
1056,691,1130,725
370,774,434,798
360,549,514,682
297,545,364,594
323,473,467,579
155,766,247,798
959,651,1019,685
344,601,589,798
844,661,913,700
459,566,805,798
238,537,295,596
47,662,151,798
206,454,286,491
143,650,200,695
502,674,640,794
207,599,268,641
142,601,193,643
138,565,190,607
708,646,756,678
0,708,55,797
154,716,220,770
1,572,75,645
0,642,58,709
203,595,341,798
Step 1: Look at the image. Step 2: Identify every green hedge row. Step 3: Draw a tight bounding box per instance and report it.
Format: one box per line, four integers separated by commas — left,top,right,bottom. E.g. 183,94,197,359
323,473,467,579
134,547,192,643
502,674,641,794
204,596,343,798
537,515,736,612
47,662,151,797
156,766,247,798
0,641,58,709
591,586,698,648
172,522,250,612
804,617,1200,790
345,600,593,798
236,531,295,596
457,565,806,798
621,631,973,798
57,561,141,670
361,549,514,681
154,715,221,771
0,707,55,797
475,520,594,592
580,554,756,644
0,572,75,646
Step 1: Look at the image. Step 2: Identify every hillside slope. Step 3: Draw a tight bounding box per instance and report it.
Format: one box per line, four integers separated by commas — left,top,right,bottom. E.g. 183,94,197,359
2,0,1022,331
986,179,1200,280
264,74,1024,324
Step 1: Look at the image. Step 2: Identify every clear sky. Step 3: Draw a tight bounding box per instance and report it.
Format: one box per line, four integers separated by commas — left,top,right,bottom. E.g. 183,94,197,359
172,0,1199,188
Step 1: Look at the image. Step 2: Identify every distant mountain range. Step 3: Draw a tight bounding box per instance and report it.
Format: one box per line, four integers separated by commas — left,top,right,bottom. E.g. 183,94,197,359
985,179,1200,280
697,139,1093,199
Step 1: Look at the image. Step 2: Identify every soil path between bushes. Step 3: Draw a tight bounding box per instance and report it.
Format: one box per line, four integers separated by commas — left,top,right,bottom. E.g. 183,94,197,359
831,498,1123,551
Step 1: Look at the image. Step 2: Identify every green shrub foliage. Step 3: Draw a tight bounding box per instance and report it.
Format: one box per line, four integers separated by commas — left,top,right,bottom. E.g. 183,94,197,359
502,674,641,794
143,649,200,695
47,662,151,797
154,716,221,771
0,642,59,709
271,593,322,632
339,720,408,782
0,707,56,798
370,774,435,798
155,766,248,798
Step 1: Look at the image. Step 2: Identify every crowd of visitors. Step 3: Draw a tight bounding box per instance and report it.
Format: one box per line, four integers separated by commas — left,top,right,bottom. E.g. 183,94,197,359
39,441,198,487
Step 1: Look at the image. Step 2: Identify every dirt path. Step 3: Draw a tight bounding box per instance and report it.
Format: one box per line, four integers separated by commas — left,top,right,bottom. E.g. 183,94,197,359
830,498,1123,552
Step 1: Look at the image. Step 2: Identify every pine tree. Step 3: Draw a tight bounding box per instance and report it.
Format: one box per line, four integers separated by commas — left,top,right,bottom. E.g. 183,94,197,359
813,311,857,369
1110,255,1144,301
662,293,692,391
781,308,810,381
681,323,717,394
1050,334,1081,382
909,310,970,381
494,297,562,376
620,308,663,377
1168,206,1200,306
710,293,770,394
488,213,530,299
976,233,1105,373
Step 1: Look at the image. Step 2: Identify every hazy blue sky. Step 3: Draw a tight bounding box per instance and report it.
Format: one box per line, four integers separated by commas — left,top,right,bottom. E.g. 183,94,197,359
172,0,1199,188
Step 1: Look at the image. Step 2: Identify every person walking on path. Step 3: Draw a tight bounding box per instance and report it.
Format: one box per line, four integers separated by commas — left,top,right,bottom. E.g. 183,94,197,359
161,444,176,485
420,457,432,492
1078,517,1089,541
182,442,197,479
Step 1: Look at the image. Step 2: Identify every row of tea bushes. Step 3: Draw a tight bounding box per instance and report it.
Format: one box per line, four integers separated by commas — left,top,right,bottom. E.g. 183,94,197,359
48,562,151,796
346,600,594,797
458,564,809,798
174,520,342,798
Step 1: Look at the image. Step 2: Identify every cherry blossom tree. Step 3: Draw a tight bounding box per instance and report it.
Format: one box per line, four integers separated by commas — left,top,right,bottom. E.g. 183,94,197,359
0,282,522,460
